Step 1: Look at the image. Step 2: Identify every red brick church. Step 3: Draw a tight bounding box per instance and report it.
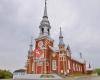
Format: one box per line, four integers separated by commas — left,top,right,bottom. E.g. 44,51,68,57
26,0,86,75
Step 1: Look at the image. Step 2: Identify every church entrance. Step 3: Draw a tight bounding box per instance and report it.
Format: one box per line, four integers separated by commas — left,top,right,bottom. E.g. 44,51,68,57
37,66,42,74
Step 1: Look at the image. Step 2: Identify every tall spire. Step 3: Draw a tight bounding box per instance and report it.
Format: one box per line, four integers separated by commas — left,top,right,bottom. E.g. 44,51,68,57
60,27,63,38
39,0,51,37
43,0,48,18
79,52,83,59
59,27,65,46
89,62,91,68
67,45,71,52
29,37,33,53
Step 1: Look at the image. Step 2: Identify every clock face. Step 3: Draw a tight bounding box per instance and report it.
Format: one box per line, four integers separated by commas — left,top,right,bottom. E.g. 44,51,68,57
38,41,43,48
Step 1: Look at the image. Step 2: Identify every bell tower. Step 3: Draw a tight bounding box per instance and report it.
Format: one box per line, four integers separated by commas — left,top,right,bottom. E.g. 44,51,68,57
35,0,53,48
58,27,67,75
39,0,51,37
58,27,65,49
26,37,33,74
34,0,53,74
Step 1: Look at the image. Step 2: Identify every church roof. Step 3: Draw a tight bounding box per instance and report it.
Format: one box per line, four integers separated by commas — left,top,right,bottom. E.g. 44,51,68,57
14,69,26,73
71,56,85,64
35,35,54,42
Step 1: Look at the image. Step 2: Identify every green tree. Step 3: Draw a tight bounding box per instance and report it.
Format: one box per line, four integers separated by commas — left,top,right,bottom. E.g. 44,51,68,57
95,68,100,76
0,69,13,79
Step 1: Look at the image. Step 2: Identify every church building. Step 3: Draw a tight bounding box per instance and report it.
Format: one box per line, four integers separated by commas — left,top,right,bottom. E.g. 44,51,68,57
26,0,86,75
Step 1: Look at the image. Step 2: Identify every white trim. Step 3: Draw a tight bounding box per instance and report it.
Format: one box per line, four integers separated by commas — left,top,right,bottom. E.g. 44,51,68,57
52,60,57,70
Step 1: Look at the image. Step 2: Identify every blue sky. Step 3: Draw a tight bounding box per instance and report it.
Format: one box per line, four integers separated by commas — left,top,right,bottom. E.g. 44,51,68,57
0,0,100,71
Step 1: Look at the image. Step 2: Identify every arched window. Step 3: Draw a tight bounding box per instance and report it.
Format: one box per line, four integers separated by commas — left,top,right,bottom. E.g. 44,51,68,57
42,28,44,34
47,29,50,35
52,60,56,70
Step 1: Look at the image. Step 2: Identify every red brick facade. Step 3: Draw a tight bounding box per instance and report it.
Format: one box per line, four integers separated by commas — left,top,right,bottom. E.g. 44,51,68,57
26,37,86,75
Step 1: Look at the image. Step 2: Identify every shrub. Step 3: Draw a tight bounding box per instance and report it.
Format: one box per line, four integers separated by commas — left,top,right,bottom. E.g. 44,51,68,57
95,68,100,76
0,69,13,79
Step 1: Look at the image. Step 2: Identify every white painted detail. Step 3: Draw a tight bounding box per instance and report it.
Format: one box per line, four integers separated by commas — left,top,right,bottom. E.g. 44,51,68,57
52,60,57,70
13,74,62,80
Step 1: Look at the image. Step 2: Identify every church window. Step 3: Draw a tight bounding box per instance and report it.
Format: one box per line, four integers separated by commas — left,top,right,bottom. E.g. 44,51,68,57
60,51,62,53
64,57,66,60
47,29,50,35
73,63,75,71
62,57,63,60
32,63,34,72
60,57,63,61
63,57,64,60
42,28,44,34
76,64,78,71
68,60,71,69
60,57,61,60
52,60,56,70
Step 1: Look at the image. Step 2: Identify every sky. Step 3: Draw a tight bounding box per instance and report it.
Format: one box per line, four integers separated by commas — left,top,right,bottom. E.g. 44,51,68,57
0,0,100,72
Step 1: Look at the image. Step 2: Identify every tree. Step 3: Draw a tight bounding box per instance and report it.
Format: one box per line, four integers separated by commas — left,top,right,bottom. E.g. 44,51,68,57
0,69,13,79
95,68,100,76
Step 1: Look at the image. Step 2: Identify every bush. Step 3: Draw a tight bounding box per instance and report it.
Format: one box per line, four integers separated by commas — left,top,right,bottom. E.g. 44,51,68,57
0,69,13,79
95,68,100,76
